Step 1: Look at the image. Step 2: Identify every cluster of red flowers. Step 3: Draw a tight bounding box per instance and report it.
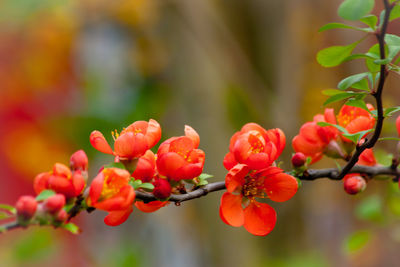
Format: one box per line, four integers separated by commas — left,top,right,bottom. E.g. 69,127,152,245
292,104,377,194
220,123,298,236
89,119,205,226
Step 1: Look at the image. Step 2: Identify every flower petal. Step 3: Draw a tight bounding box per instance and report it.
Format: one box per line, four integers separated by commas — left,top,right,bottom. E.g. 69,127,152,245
225,164,249,193
219,192,244,227
104,207,133,226
223,152,238,170
146,119,162,148
156,152,186,178
90,131,114,154
263,172,298,202
135,201,168,213
114,132,148,159
243,201,276,236
185,125,200,148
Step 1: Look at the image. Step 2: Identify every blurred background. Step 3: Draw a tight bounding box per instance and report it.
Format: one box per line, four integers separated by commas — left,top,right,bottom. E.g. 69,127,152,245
1,0,400,266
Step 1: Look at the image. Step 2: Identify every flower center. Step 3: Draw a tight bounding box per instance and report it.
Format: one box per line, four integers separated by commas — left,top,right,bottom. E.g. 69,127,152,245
337,110,356,127
242,176,265,199
100,175,124,200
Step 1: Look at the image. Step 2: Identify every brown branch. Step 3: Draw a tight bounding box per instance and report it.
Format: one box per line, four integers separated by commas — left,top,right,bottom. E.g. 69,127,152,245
336,0,393,180
135,165,400,203
0,221,21,233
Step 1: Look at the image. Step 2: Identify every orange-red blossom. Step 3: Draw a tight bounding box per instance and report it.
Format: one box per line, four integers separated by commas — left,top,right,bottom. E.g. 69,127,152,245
156,125,205,181
90,119,161,160
220,164,298,236
87,168,135,226
223,123,286,170
34,163,85,199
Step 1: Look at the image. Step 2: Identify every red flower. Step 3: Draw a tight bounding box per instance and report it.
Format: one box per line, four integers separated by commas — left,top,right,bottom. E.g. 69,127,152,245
87,168,135,226
16,196,37,220
156,125,205,181
292,109,338,163
90,119,161,160
152,177,172,199
337,104,375,142
396,115,400,137
358,148,376,166
223,123,286,170
33,163,85,199
131,150,156,182
219,164,298,236
44,194,66,214
70,150,88,171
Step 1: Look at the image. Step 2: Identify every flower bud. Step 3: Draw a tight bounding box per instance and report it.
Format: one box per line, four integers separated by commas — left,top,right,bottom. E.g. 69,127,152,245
55,209,68,222
44,194,66,214
70,150,88,171
152,178,172,199
16,196,37,221
291,152,306,167
324,140,345,159
344,175,366,195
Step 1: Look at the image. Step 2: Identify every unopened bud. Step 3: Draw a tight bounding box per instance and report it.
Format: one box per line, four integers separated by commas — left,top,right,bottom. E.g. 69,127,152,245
16,196,37,221
344,175,366,195
70,150,88,171
153,178,172,199
44,194,66,214
55,209,68,222
291,152,306,167
324,140,345,159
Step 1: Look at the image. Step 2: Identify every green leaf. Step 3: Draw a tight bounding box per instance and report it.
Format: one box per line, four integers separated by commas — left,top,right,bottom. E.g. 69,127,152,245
384,106,400,117
322,89,345,96
385,34,400,61
138,183,154,190
0,204,16,214
338,0,374,21
338,72,369,90
317,122,348,134
360,15,378,29
104,162,126,170
373,58,391,65
197,173,214,186
342,129,373,143
317,41,359,67
323,92,366,106
389,5,400,21
318,22,369,32
343,53,376,62
62,222,80,234
366,44,384,73
0,211,12,220
343,230,371,254
345,99,372,114
129,179,142,189
35,190,56,201
355,195,384,222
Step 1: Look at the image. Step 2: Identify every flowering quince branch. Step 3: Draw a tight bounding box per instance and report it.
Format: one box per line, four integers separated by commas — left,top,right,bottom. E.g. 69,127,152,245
2,0,400,237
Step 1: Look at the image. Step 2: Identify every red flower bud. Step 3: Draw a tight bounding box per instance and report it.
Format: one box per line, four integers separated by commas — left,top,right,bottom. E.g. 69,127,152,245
153,178,172,199
55,209,68,222
16,196,37,220
343,175,366,195
70,150,88,171
44,194,66,214
291,152,306,167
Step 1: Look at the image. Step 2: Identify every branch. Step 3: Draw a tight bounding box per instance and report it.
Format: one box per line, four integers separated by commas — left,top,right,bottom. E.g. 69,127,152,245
135,165,400,203
336,0,393,180
0,221,21,234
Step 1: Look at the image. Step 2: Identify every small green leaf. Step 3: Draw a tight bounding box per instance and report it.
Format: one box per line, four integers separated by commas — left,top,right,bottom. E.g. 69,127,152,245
338,72,369,90
0,211,12,220
129,179,142,189
343,230,371,254
389,5,400,21
198,173,213,180
35,190,56,201
338,0,374,21
342,129,373,143
317,122,348,134
138,183,154,190
323,92,365,106
104,162,126,170
379,137,400,141
360,15,378,29
384,106,400,117
62,223,80,234
317,41,359,68
345,99,372,114
385,34,400,61
318,23,369,32
366,44,384,73
322,89,345,96
0,204,16,214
